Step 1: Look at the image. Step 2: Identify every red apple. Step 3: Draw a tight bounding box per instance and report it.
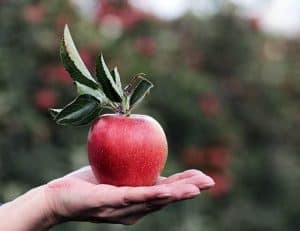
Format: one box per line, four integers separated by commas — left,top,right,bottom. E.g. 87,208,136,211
135,36,156,57
34,89,58,110
182,146,205,167
51,26,167,187
208,172,231,197
198,92,220,117
97,0,149,29
87,114,168,186
248,17,261,32
40,64,73,85
207,146,231,169
23,4,45,24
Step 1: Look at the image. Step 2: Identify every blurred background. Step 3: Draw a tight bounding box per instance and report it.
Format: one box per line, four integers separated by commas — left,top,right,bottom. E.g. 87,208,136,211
0,0,300,230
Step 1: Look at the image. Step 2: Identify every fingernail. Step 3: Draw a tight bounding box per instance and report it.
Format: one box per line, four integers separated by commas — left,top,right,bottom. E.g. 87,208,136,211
157,193,172,198
199,178,215,190
204,177,215,185
185,191,200,198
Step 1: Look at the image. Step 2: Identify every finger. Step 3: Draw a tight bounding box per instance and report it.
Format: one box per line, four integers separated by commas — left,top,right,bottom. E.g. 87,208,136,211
99,202,164,218
180,174,214,189
116,183,201,217
166,172,215,190
146,191,198,206
88,183,201,223
166,183,200,201
92,184,172,207
120,183,201,210
157,169,205,185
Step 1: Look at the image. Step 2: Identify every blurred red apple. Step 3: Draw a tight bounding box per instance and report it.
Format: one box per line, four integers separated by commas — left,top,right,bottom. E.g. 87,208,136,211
97,0,149,28
34,89,58,110
40,65,73,85
88,114,168,186
23,5,45,24
182,146,205,167
55,15,71,32
248,17,261,32
199,93,220,116
79,50,93,69
135,36,156,57
207,146,231,169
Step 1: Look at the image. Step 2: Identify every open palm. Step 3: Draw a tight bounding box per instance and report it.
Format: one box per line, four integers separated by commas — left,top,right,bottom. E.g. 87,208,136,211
46,166,214,225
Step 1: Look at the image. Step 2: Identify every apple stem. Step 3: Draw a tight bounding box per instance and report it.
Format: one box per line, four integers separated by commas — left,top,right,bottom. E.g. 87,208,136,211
119,95,130,114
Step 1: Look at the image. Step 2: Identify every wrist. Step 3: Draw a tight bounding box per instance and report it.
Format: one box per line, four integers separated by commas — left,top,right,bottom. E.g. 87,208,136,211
38,185,62,228
0,185,59,231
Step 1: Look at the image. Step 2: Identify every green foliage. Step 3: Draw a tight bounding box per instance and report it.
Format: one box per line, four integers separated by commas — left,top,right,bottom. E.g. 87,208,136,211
0,1,299,231
51,94,101,126
60,25,98,89
128,76,154,110
96,53,123,102
75,81,107,103
53,25,154,124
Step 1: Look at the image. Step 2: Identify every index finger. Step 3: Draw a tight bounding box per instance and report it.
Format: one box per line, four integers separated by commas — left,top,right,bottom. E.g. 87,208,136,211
157,169,206,185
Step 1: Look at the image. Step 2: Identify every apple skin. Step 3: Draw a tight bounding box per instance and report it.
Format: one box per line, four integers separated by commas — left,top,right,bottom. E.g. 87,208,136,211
87,114,168,186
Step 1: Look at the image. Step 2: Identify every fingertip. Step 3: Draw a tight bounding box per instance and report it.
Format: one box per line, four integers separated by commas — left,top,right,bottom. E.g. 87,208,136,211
202,176,215,187
183,170,215,185
208,176,215,185
183,169,203,176
190,174,215,189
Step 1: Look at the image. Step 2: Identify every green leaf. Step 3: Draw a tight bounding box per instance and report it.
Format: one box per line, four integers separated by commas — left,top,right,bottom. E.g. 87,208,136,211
54,94,101,126
49,108,62,119
75,81,108,105
60,25,98,89
96,54,123,102
111,67,122,91
129,76,154,110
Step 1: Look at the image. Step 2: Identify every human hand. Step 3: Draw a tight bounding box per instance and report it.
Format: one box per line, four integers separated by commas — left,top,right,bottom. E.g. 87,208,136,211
45,166,215,225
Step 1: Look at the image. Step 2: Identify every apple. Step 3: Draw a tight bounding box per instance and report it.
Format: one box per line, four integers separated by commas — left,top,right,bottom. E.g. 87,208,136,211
40,65,73,85
23,4,45,24
50,25,168,187
88,114,168,186
34,89,58,110
135,36,156,57
97,0,148,29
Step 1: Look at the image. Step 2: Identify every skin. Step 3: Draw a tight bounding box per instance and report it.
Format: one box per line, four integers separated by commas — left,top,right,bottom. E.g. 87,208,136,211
0,166,215,231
